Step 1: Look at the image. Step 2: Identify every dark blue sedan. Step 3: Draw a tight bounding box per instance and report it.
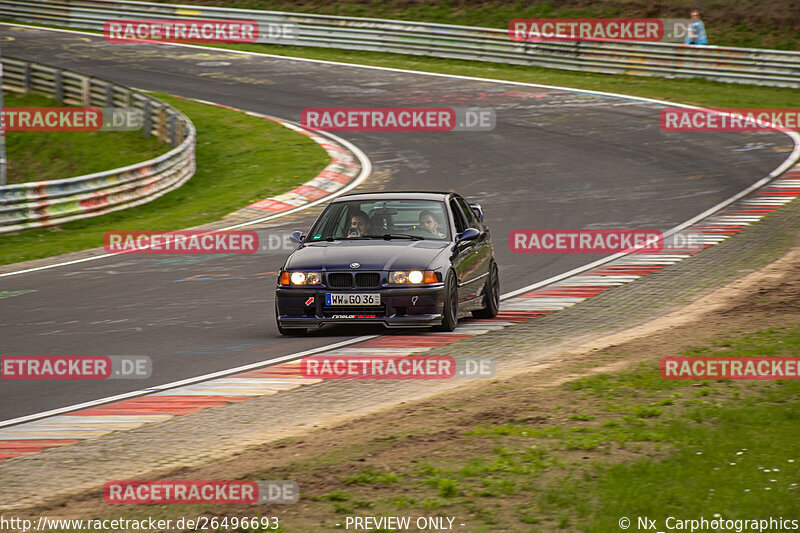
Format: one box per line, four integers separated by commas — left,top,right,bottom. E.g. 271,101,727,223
275,191,499,335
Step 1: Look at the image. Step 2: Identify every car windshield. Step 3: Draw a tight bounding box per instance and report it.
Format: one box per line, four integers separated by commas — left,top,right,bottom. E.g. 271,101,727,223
306,199,451,241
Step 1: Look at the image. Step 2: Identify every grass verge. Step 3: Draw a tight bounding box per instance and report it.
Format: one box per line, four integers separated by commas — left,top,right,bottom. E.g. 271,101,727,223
0,93,329,266
3,92,165,184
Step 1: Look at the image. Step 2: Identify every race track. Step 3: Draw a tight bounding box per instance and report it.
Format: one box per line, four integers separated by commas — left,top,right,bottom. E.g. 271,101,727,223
0,24,793,421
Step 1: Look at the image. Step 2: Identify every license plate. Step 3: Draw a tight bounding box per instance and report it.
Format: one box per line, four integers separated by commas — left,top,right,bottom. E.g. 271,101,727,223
326,293,381,306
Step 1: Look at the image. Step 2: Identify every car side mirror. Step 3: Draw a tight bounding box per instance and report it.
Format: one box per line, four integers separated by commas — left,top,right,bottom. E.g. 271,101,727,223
290,231,305,244
457,227,480,243
468,202,484,222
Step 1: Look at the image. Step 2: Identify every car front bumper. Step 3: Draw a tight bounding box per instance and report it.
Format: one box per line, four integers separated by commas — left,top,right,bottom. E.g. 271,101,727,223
276,284,445,328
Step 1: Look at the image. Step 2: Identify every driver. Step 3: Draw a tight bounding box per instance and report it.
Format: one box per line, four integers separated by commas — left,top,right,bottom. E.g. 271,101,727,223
347,210,370,238
418,210,445,238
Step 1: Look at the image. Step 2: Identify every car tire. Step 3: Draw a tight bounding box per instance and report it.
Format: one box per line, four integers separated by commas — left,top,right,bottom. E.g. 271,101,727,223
275,303,307,336
472,262,499,319
435,271,459,332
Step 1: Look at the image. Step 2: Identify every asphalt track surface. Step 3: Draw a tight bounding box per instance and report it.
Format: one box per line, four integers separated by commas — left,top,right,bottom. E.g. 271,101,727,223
0,25,794,421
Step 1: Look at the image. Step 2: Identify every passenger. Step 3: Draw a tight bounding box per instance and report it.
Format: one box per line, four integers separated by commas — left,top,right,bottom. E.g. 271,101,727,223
418,210,445,238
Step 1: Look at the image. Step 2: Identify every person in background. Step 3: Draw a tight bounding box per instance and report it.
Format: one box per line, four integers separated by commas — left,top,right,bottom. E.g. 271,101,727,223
684,9,708,45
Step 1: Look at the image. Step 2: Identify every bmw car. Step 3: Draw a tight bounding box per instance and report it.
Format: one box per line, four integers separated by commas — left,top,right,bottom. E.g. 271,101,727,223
275,191,499,335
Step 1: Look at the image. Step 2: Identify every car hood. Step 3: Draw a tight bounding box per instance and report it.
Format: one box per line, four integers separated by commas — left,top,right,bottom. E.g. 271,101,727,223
285,240,450,271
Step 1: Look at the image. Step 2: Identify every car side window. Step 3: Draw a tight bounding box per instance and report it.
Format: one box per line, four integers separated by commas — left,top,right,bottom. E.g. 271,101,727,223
455,196,479,228
449,199,467,234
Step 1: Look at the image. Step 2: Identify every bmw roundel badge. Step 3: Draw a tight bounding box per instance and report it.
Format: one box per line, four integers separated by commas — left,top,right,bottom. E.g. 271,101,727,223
350,262,360,268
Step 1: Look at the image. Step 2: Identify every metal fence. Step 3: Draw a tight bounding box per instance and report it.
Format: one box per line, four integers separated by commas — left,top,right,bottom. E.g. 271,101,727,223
0,57,196,234
2,0,800,87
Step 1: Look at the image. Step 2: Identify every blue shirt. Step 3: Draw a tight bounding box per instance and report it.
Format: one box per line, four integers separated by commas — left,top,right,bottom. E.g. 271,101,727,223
684,20,708,45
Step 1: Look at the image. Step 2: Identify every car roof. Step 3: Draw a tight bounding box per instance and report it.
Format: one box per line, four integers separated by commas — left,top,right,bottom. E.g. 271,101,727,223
334,191,453,202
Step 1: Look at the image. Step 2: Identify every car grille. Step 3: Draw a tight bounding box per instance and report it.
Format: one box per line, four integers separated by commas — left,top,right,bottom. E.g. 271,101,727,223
326,272,382,289
327,273,353,288
354,272,381,289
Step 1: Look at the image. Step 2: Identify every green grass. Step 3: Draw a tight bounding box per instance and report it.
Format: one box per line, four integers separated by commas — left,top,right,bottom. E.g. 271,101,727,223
0,93,329,266
574,402,799,531
4,92,164,184
344,467,403,485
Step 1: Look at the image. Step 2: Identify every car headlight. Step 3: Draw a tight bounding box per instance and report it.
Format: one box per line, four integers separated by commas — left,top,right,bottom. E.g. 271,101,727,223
280,271,322,285
389,270,438,284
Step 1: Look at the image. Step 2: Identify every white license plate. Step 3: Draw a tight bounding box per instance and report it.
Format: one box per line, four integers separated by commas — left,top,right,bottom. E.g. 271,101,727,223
326,293,381,306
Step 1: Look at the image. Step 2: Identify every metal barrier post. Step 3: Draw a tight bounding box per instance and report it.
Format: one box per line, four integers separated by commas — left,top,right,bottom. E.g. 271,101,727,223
81,76,91,106
158,106,166,141
54,70,63,103
22,63,31,93
169,113,177,147
142,100,151,137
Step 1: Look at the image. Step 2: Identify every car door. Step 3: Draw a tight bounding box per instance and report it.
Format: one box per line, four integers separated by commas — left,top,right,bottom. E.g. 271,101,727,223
449,197,481,302
454,195,491,302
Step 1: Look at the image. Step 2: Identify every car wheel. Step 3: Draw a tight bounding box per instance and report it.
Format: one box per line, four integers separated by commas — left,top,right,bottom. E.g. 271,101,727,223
472,262,499,319
435,271,459,332
275,303,307,336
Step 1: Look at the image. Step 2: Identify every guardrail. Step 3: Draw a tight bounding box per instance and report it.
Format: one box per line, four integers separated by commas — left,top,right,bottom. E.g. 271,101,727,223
1,0,800,88
0,57,196,234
